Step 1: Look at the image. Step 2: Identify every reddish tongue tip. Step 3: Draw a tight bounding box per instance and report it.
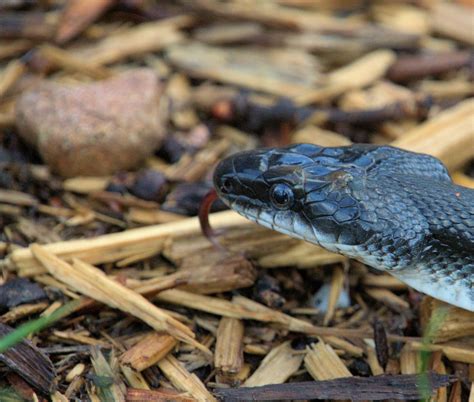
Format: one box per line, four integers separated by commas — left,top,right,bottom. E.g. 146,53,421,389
199,189,225,250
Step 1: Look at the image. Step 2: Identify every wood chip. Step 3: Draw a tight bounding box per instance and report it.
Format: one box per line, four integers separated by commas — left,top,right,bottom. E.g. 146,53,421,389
323,265,345,325
393,98,474,171
452,172,474,189
51,329,110,347
0,59,25,99
0,323,55,395
257,242,346,269
304,340,352,380
156,289,375,339
244,341,304,387
295,49,396,105
90,347,126,402
365,288,410,312
407,340,474,364
420,297,474,342
38,44,112,79
361,273,407,290
127,388,195,402
214,317,244,382
120,332,177,372
157,355,217,402
0,302,48,324
322,336,364,358
30,244,209,354
191,0,363,33
0,189,38,207
55,0,115,44
62,176,110,194
366,343,385,375
127,208,185,225
431,2,474,45
292,125,352,147
400,344,420,375
65,363,85,383
10,210,249,276
216,373,454,401
167,42,322,97
73,16,192,66
328,49,396,90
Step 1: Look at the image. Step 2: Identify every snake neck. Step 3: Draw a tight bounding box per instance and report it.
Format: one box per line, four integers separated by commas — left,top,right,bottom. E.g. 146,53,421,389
348,173,474,311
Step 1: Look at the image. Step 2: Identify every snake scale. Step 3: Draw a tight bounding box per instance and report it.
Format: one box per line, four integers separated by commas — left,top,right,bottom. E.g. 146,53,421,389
213,144,474,312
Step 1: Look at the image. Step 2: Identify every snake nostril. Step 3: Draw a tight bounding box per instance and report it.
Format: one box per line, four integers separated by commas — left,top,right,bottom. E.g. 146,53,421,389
221,178,233,194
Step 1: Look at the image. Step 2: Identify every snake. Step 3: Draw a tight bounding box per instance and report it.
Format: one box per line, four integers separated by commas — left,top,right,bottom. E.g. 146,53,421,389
212,144,474,312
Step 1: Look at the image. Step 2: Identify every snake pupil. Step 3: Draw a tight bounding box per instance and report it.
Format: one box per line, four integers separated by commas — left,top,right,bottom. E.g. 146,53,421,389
270,183,294,209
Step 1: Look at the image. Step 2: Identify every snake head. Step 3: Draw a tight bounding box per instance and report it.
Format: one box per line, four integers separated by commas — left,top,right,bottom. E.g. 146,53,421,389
213,144,375,252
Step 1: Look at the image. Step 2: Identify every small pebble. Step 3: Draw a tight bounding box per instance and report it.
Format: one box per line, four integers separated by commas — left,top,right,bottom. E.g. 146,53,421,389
130,169,167,202
348,359,372,377
105,181,128,195
311,282,351,312
162,182,226,216
0,278,48,312
155,136,187,164
255,274,286,308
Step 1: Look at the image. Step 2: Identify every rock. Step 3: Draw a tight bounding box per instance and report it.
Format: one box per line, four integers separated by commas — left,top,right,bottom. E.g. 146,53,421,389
15,69,166,177
130,169,168,202
0,278,48,312
162,182,226,216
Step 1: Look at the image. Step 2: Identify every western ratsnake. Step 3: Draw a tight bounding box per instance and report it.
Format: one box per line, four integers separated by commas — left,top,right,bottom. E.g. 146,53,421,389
213,144,474,311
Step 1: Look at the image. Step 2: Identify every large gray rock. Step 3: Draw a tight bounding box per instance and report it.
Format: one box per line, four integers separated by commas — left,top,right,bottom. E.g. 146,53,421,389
16,68,166,177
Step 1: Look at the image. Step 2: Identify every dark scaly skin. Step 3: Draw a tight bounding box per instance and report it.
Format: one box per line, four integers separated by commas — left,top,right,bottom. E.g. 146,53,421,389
213,144,474,311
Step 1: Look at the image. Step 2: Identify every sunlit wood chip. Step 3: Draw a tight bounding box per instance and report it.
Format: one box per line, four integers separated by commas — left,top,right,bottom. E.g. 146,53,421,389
65,363,85,383
304,340,352,380
328,49,396,90
365,288,409,312
406,341,474,365
400,345,420,375
420,297,474,343
323,266,346,325
120,332,177,372
214,317,244,382
365,342,384,376
90,348,126,402
0,189,38,206
244,341,304,387
157,355,216,402
30,244,209,355
392,98,474,171
63,176,109,194
11,210,247,277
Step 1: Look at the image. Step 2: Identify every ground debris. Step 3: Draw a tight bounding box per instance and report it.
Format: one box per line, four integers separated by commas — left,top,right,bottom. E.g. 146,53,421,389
215,373,455,401
0,0,473,399
0,323,55,395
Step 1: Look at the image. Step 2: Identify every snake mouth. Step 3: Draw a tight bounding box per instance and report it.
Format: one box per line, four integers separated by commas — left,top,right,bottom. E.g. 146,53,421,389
213,152,307,241
228,196,310,242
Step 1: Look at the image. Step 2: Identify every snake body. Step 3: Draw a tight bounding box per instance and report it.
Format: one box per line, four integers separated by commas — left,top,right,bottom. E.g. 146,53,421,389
213,144,474,311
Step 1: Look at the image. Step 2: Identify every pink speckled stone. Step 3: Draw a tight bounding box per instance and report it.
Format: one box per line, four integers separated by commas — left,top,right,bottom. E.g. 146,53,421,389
15,68,166,177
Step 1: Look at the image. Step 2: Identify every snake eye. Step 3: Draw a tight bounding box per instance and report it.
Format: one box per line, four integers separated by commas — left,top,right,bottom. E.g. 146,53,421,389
220,178,233,194
270,183,294,209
